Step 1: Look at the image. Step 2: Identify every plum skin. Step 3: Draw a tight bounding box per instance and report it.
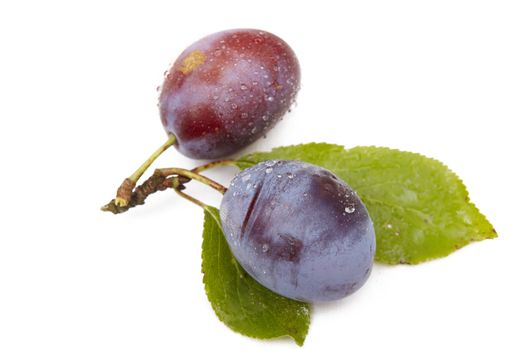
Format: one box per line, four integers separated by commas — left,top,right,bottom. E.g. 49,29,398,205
159,29,300,159
220,160,376,302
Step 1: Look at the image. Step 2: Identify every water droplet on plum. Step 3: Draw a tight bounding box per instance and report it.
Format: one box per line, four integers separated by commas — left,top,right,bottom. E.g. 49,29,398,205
345,205,356,214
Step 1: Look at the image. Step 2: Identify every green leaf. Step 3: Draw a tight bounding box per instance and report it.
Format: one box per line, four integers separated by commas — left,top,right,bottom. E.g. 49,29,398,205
201,206,310,345
236,143,497,264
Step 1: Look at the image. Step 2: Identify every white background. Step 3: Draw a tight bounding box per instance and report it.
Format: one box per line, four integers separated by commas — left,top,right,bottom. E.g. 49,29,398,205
1,1,524,349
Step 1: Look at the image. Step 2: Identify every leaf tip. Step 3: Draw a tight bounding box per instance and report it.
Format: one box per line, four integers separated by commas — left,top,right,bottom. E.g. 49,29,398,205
292,336,305,347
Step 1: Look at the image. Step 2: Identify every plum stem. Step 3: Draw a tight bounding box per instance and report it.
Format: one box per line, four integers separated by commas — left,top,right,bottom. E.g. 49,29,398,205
129,133,177,183
191,159,237,173
155,167,227,194
172,177,207,209
175,159,237,187
113,134,177,207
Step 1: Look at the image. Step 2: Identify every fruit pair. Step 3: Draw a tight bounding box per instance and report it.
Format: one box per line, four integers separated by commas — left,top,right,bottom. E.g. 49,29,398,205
105,29,375,302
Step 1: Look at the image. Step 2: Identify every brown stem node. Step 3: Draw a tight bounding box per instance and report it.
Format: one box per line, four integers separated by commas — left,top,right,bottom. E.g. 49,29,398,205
102,173,169,214
115,178,136,206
